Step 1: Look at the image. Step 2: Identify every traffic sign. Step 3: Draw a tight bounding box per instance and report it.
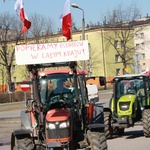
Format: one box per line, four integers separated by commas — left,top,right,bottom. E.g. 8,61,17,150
20,81,30,92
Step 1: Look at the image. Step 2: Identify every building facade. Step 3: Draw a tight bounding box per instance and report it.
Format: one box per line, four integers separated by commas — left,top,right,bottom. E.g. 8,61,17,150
133,18,150,73
0,26,136,91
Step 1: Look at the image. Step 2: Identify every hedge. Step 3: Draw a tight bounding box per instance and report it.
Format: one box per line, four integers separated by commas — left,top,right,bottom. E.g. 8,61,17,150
0,91,31,103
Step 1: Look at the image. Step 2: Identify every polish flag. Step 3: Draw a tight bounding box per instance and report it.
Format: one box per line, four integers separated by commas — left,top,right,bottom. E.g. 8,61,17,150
14,0,31,34
61,0,72,40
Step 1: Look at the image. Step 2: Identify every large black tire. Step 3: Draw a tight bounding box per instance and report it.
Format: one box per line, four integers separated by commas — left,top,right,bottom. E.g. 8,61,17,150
142,109,150,137
87,130,107,150
13,135,34,150
104,111,113,139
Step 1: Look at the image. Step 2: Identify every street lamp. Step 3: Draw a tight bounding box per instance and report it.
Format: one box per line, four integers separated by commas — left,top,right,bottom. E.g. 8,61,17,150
71,3,85,70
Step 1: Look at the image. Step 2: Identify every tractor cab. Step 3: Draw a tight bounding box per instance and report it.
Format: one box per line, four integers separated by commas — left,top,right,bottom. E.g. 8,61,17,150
39,69,88,113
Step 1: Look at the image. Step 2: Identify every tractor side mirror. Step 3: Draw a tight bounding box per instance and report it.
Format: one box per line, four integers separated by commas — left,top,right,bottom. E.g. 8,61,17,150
99,76,106,86
8,82,15,92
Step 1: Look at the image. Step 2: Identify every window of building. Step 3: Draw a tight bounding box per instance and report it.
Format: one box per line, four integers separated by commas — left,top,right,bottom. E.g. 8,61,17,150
121,40,124,49
116,68,120,76
86,34,88,40
140,33,144,39
12,65,16,72
13,77,16,82
6,53,10,60
135,43,140,50
80,35,82,40
135,33,138,40
114,40,118,49
115,55,121,63
142,53,145,59
141,42,145,50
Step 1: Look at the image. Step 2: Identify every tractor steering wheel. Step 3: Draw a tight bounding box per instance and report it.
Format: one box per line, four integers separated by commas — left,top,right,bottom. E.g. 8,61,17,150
50,93,69,104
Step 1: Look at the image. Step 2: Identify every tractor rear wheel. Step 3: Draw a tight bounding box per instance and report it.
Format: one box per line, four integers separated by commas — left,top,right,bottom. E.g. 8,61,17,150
104,111,113,139
87,130,107,150
13,134,34,150
142,109,150,137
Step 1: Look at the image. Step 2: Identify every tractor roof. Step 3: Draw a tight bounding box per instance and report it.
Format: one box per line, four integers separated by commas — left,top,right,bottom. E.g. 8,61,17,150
39,69,88,77
114,73,149,80
115,73,148,78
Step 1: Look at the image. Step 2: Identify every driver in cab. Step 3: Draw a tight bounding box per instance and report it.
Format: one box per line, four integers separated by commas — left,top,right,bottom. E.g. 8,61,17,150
49,79,75,107
52,79,71,95
48,79,71,101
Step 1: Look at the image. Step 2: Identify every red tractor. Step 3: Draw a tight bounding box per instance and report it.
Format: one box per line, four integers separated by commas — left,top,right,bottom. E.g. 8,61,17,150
10,62,107,150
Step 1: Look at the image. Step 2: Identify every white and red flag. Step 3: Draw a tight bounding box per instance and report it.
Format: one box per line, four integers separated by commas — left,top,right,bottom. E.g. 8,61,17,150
14,0,31,34
60,0,72,40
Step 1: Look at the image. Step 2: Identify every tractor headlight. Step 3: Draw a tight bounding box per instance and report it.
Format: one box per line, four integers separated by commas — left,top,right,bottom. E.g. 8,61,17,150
46,122,56,129
59,120,70,128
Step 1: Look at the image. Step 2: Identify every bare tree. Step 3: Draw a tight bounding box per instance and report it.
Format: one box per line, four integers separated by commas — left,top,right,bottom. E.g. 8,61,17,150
87,47,103,76
28,13,54,42
17,66,30,80
0,65,7,92
0,12,21,85
102,4,141,74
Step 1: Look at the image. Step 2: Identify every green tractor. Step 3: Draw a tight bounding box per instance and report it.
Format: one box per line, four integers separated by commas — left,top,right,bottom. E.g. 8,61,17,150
104,73,150,138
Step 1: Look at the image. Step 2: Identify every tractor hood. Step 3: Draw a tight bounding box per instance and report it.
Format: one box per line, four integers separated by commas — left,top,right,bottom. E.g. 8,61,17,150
118,94,136,103
46,108,71,122
117,94,137,118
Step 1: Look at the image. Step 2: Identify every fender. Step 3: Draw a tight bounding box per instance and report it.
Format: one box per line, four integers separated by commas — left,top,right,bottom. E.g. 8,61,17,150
87,103,104,124
87,103,106,132
88,123,106,132
20,110,36,131
104,107,112,114
144,105,150,109
11,129,32,150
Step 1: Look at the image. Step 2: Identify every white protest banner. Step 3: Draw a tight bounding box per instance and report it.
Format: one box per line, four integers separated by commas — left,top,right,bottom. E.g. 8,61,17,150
15,40,89,65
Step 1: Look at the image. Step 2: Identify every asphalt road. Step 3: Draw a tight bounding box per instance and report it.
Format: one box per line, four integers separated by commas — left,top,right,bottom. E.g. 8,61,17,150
0,89,150,150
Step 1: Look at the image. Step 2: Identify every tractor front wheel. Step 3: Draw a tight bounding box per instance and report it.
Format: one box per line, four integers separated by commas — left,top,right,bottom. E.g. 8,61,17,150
143,109,150,137
87,130,107,150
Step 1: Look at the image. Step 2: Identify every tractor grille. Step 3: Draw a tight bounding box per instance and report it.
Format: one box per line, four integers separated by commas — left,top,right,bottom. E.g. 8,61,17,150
46,121,71,139
47,128,70,139
119,102,130,111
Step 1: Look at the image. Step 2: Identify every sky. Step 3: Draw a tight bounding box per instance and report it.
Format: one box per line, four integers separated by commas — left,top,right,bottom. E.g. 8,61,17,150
0,0,150,31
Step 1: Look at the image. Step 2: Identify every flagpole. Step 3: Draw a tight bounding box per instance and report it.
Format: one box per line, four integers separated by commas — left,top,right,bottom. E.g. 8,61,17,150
71,3,85,70
24,33,27,44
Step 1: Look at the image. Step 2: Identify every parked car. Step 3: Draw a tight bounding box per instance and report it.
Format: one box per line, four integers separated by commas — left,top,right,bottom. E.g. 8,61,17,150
86,84,99,102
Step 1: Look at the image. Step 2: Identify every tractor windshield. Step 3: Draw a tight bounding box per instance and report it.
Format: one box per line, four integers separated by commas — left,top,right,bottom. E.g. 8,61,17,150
116,79,145,99
39,73,83,108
